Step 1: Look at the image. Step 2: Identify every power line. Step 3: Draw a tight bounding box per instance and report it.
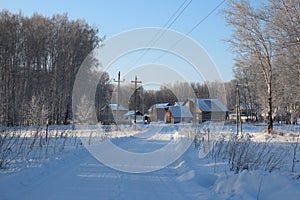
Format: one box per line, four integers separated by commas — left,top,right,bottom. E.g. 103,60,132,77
163,0,192,29
129,0,193,67
165,0,193,29
186,0,226,37
152,0,227,63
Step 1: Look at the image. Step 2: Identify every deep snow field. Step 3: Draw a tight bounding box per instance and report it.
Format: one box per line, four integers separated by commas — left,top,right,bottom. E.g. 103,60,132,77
0,122,300,200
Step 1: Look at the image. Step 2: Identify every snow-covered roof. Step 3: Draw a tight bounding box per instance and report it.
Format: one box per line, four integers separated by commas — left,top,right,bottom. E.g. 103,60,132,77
169,106,193,118
106,104,128,111
124,110,143,116
187,98,228,112
154,103,170,109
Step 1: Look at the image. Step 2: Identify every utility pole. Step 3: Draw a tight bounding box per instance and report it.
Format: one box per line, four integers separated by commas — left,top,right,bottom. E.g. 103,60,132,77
193,90,198,127
131,75,142,124
235,82,242,135
113,71,124,129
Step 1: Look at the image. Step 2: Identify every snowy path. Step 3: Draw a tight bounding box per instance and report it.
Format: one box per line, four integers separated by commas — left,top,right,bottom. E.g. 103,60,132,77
0,148,213,200
2,124,300,200
0,127,214,200
15,150,191,200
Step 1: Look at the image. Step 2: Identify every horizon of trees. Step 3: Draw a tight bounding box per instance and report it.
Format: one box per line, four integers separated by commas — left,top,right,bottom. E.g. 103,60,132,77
107,80,226,116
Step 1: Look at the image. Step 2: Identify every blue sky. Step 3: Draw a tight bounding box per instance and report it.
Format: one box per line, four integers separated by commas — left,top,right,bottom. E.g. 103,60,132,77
1,0,234,83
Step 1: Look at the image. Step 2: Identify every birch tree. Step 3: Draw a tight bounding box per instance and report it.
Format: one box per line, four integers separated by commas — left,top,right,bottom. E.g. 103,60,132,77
268,0,300,123
224,0,275,133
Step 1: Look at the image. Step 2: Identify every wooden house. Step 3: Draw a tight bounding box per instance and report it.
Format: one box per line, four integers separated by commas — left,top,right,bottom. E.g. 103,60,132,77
99,104,128,124
183,98,228,122
165,106,193,123
148,103,170,122
123,110,144,122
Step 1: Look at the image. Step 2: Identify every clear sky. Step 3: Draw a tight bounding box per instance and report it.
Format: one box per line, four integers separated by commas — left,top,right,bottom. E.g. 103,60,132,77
0,0,234,83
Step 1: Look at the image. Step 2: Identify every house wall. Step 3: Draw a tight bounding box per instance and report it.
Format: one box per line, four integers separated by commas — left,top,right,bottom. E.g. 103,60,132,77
184,100,226,122
184,101,202,113
150,107,167,122
164,108,193,124
180,117,192,123
100,107,128,124
100,109,115,124
165,110,172,123
157,108,167,121
202,111,226,122
149,107,157,122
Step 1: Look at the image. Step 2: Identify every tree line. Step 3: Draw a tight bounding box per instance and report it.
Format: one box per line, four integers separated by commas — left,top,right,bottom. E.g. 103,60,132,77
223,0,300,133
0,10,101,126
106,80,229,116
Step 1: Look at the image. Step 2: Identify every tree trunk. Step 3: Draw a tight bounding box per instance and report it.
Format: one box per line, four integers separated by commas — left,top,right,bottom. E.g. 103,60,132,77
267,81,273,133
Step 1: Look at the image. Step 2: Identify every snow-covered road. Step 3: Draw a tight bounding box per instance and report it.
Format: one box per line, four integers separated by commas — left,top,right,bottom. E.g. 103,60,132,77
0,139,210,200
0,124,204,200
1,124,300,200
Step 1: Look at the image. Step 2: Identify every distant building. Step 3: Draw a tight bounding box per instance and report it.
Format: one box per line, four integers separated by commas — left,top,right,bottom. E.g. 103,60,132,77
99,104,128,124
183,98,228,122
123,110,144,122
165,106,193,123
148,103,170,122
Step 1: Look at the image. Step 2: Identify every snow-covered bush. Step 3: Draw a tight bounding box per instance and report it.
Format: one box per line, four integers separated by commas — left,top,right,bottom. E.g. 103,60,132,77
0,126,80,170
206,133,289,173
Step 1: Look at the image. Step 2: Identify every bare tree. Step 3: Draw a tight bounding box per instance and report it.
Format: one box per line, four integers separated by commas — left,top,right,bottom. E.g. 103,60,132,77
224,0,275,133
269,0,300,124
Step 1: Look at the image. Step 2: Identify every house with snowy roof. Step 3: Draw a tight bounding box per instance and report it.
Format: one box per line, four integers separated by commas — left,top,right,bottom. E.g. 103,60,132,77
123,110,144,122
99,104,128,124
148,103,171,122
183,98,229,122
165,106,193,123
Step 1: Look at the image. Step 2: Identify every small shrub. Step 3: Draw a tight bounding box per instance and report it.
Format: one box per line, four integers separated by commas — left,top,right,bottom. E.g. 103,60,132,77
208,132,288,173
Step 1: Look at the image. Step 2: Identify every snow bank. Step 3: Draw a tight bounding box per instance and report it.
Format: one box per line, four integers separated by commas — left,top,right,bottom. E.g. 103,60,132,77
214,170,300,200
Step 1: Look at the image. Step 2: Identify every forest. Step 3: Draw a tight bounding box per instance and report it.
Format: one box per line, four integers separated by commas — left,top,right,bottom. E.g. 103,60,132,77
0,10,101,126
